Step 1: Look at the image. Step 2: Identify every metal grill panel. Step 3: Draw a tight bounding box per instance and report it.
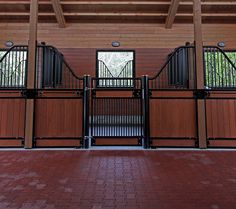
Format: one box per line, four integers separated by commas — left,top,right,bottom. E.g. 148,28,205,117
91,97,142,137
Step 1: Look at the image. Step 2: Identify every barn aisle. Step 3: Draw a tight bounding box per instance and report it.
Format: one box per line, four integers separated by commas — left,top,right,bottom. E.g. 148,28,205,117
0,150,235,209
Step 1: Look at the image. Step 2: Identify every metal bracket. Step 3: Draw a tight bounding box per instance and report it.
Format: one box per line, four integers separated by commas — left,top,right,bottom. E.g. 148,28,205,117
92,90,96,97
21,138,25,146
77,90,84,97
22,89,38,99
148,90,152,97
133,90,141,98
91,137,96,145
194,138,199,147
138,137,142,145
193,90,210,99
32,138,37,147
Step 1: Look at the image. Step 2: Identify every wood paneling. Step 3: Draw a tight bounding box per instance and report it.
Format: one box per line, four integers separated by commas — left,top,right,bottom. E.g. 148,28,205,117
151,139,196,147
35,139,81,147
207,140,236,148
0,98,25,138
0,23,236,49
0,95,25,147
34,98,83,138
94,138,139,146
150,97,197,138
206,99,236,139
59,48,171,77
0,140,22,147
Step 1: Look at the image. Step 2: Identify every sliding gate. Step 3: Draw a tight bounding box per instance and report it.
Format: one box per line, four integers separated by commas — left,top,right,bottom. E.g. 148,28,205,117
90,78,143,146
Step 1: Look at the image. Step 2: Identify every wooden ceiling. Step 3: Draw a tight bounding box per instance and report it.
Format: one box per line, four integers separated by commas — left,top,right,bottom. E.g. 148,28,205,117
0,0,235,27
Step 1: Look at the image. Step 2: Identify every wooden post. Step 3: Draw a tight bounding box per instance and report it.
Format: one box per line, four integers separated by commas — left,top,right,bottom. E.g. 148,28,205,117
193,0,207,148
24,0,38,148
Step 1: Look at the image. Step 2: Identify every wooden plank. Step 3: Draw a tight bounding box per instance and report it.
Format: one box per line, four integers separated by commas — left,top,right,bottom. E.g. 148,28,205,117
151,91,193,98
34,99,83,138
51,0,66,28
208,140,236,148
151,139,196,147
0,140,23,147
150,99,197,138
35,139,81,147
94,138,139,145
165,0,180,29
206,99,236,139
0,1,236,6
1,12,236,18
0,23,236,49
24,0,38,149
0,99,25,138
194,0,207,149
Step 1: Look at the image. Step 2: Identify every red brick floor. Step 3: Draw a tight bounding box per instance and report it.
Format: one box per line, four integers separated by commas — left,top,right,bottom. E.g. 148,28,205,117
0,150,236,209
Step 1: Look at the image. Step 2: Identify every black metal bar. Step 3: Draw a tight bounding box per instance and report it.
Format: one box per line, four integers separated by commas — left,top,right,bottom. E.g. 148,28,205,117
142,75,150,149
83,75,90,148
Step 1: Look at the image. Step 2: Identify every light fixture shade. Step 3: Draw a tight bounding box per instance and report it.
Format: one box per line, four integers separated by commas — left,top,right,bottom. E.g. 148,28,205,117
217,42,225,48
112,41,120,47
5,41,14,47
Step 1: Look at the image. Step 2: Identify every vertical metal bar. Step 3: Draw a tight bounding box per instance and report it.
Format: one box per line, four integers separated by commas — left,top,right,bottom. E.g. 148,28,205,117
142,75,150,148
83,75,90,148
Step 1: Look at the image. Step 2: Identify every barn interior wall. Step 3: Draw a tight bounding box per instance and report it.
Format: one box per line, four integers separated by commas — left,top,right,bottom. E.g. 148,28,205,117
1,23,236,76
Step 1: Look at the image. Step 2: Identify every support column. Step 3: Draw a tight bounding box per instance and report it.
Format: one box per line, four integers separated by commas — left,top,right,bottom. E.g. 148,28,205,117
193,0,207,148
24,0,38,148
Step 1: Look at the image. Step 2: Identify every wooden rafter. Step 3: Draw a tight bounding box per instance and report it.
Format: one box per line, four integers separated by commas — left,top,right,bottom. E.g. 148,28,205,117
165,0,180,29
0,0,235,25
0,1,236,6
1,12,236,17
51,0,66,28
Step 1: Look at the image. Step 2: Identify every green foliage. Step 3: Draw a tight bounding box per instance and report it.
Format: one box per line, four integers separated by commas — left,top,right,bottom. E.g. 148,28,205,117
204,51,236,88
0,50,27,87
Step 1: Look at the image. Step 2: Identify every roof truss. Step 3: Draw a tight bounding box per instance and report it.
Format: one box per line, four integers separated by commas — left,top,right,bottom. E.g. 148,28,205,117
0,0,235,26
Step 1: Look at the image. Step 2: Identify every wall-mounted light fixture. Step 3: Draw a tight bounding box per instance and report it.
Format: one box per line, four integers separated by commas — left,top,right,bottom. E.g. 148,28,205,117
112,41,120,47
5,41,14,47
217,42,225,48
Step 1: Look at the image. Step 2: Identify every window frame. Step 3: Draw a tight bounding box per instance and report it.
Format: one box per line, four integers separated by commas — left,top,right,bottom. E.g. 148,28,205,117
0,47,28,88
96,50,136,88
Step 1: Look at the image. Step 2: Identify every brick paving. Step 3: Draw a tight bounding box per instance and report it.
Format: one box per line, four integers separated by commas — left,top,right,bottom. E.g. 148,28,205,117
0,150,236,209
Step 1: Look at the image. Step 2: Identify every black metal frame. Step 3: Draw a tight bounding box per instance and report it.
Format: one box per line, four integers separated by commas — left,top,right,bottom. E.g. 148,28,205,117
90,76,144,146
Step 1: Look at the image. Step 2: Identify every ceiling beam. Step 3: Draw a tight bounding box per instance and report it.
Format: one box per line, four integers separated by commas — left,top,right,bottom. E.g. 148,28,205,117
0,1,235,6
165,0,180,29
51,0,66,28
1,12,236,17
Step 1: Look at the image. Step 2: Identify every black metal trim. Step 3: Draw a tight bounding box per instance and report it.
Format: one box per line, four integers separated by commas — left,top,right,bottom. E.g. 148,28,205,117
22,89,38,99
193,89,210,99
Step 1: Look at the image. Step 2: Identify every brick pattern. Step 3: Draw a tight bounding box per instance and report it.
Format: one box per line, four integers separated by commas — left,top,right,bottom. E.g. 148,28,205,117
0,151,236,209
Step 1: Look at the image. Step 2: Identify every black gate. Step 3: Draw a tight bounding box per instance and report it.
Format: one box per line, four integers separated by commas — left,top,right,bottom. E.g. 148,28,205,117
90,77,143,146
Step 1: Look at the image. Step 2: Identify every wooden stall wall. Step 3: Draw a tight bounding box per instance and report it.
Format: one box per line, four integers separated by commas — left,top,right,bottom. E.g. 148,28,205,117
0,91,25,147
34,91,83,147
206,91,236,148
149,91,198,148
